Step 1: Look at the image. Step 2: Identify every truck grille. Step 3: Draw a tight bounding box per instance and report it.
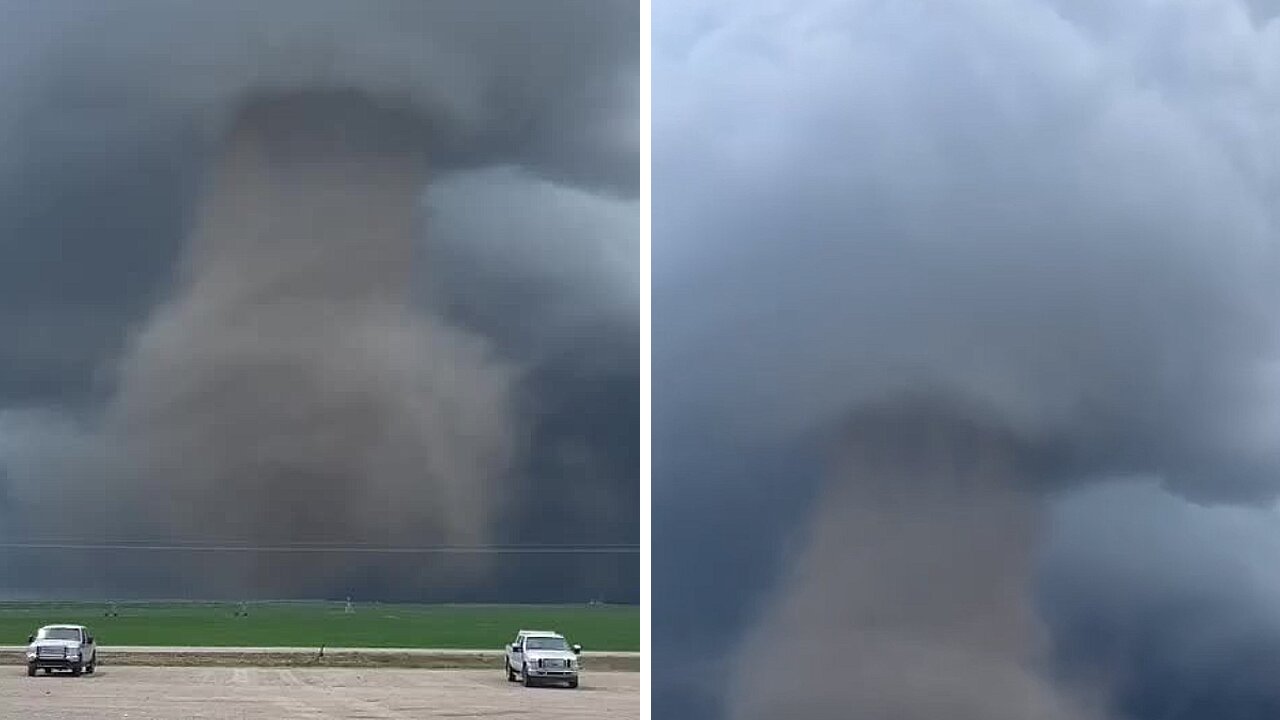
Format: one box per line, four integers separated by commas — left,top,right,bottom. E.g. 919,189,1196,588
36,646,65,658
540,659,567,669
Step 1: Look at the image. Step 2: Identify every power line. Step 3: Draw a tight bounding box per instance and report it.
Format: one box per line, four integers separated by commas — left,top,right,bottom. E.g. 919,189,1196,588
0,542,639,555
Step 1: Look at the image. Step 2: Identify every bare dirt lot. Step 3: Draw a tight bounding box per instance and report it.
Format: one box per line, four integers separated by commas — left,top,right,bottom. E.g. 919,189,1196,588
3,666,640,719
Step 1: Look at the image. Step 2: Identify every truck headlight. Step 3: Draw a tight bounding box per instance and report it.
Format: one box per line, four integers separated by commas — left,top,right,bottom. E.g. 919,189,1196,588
25,650,35,659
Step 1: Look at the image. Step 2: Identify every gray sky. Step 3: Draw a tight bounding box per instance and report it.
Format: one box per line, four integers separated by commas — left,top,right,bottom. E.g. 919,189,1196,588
0,0,639,602
655,1,1280,717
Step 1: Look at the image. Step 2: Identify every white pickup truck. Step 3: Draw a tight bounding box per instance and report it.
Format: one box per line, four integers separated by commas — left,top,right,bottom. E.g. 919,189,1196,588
504,629,582,688
26,624,97,677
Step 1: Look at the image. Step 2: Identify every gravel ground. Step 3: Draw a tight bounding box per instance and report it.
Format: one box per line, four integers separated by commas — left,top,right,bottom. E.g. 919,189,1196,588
3,666,640,719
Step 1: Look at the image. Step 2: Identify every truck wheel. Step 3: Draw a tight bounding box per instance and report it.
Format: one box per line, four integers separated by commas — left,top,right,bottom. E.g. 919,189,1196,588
522,664,534,687
26,663,35,677
71,664,82,677
86,656,95,674
505,660,515,682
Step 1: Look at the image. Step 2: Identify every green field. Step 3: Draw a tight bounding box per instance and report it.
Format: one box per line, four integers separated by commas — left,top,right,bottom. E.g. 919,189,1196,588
0,602,638,651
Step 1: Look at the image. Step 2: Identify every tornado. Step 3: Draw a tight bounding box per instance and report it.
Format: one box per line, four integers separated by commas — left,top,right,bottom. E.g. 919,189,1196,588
726,399,1097,720
97,89,515,591
0,0,638,603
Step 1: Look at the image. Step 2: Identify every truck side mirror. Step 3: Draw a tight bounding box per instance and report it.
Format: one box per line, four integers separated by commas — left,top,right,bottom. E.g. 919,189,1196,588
86,635,93,644
572,644,582,654
27,635,34,643
511,644,521,654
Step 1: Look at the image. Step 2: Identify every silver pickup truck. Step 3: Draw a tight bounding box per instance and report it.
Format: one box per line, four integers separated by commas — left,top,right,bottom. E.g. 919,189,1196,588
26,624,97,677
505,629,582,688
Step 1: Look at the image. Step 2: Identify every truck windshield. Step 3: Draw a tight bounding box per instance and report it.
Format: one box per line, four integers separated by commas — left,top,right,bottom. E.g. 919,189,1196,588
525,636,569,651
37,628,80,641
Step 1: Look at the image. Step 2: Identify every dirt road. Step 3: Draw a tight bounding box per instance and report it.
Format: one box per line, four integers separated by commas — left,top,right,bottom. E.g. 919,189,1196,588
0,646,640,671
3,666,640,719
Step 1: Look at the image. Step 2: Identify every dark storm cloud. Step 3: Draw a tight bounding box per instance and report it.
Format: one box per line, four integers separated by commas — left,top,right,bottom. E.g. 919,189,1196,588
0,0,638,391
655,0,1280,716
658,0,1280,503
1041,482,1280,719
0,0,638,602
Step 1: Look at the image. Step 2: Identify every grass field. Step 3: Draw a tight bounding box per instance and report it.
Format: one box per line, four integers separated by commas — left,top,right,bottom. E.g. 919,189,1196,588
0,602,639,651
